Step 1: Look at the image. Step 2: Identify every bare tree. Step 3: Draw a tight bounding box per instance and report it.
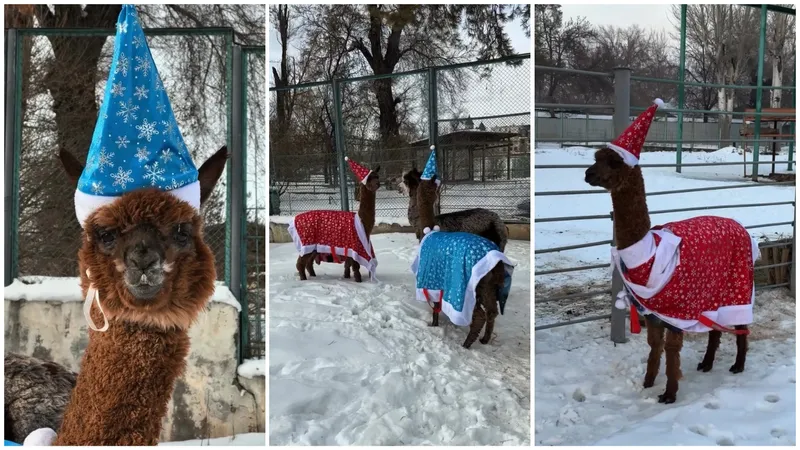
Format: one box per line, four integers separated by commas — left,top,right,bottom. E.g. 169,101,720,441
766,6,796,107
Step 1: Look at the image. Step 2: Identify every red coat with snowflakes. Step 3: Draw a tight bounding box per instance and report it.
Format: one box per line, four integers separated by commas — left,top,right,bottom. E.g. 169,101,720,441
622,216,754,329
288,210,377,278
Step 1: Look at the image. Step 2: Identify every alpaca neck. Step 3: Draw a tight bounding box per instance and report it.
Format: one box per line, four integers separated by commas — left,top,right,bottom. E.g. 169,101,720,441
610,171,651,250
417,190,436,230
55,317,188,445
358,186,376,236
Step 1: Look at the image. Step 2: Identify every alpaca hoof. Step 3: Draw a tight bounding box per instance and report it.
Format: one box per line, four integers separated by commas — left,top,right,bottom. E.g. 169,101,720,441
658,392,676,404
643,377,655,388
729,363,745,374
298,275,307,281
462,342,473,349
344,273,350,279
480,336,490,345
697,361,714,372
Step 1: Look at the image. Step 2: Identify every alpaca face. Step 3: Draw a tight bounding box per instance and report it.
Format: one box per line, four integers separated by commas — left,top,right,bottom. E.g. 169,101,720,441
585,148,636,191
400,167,421,196
364,165,381,192
417,175,438,205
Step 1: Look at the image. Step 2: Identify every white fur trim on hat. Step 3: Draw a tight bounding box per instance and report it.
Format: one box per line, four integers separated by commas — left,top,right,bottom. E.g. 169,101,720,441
606,142,640,167
360,170,372,185
74,180,201,228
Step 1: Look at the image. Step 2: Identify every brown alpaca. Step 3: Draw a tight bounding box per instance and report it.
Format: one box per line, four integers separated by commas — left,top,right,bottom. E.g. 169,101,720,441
52,146,227,445
585,148,749,404
416,175,507,348
295,166,380,283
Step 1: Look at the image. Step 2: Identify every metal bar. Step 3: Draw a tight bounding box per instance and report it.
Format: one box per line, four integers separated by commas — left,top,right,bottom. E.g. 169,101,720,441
230,45,245,363
240,45,266,53
754,261,794,270
792,191,796,297
649,201,794,216
629,107,795,117
534,103,615,110
536,289,613,304
436,53,529,71
743,4,796,16
4,29,17,286
535,213,610,223
535,314,612,331
536,263,609,276
224,33,233,288
535,189,606,196
676,4,686,173
534,66,612,78
16,26,234,36
536,137,797,143
752,5,768,180
341,68,427,84
759,241,793,249
437,111,529,123
611,67,630,344
536,160,799,169
270,79,332,92
534,239,613,254
790,67,796,172
428,67,438,151
745,221,794,230
332,79,349,211
755,282,791,291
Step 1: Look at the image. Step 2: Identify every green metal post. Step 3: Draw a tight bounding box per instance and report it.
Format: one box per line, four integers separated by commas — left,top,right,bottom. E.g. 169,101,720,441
428,67,438,150
676,4,686,173
224,32,233,287
752,5,767,181
5,29,20,285
239,50,249,363
789,68,795,171
332,79,349,211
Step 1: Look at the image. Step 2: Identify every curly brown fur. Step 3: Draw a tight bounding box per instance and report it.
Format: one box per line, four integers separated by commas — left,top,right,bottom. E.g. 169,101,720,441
51,147,227,445
417,176,506,347
4,353,77,443
587,147,748,404
402,168,507,251
296,165,380,283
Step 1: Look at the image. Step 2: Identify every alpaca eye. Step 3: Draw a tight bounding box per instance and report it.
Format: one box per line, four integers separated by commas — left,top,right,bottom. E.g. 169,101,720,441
174,224,191,246
98,230,116,246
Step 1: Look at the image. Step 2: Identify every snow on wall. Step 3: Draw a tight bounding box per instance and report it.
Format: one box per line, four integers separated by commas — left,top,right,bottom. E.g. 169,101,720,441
4,277,242,311
237,358,265,379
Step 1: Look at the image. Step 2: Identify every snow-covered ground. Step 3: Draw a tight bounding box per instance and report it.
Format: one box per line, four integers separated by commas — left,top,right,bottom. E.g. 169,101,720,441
269,233,531,445
160,432,264,446
534,145,796,445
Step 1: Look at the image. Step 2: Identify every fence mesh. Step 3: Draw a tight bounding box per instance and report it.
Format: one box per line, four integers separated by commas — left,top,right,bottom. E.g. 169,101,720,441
269,55,531,222
14,31,230,282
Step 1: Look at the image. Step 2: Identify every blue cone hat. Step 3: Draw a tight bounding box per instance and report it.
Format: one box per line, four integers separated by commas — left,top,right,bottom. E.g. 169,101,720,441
421,145,441,186
74,4,199,226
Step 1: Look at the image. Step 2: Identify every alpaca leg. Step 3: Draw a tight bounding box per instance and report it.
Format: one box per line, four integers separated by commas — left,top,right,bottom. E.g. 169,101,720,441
305,252,317,277
479,285,499,345
296,256,307,281
343,258,351,279
697,330,722,372
463,307,487,349
351,259,362,283
430,309,439,327
729,325,748,373
659,329,684,404
643,317,665,388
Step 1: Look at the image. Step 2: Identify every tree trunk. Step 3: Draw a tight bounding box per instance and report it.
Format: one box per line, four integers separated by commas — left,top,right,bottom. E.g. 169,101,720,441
717,87,732,143
771,55,783,108
373,78,400,145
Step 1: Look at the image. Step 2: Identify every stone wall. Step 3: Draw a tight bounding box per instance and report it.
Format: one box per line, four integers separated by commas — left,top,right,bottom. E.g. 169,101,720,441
4,285,264,443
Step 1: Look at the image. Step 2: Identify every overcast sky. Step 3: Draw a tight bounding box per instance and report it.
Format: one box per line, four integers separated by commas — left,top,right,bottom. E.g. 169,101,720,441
561,4,678,44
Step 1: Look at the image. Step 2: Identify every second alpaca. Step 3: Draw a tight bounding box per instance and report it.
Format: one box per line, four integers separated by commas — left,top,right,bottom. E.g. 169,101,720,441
411,149,514,348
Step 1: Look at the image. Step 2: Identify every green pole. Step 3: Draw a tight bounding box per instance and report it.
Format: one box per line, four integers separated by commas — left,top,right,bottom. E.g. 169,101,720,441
239,51,249,363
676,4,687,173
789,67,795,172
752,5,767,181
428,67,438,150
224,32,233,286
332,79,349,211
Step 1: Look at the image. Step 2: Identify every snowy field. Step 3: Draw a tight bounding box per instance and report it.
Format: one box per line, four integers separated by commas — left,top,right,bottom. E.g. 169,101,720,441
534,145,796,445
160,433,264,446
269,233,531,445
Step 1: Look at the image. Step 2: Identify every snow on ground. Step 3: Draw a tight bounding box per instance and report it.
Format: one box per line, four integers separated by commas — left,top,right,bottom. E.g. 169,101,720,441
269,233,531,445
237,358,265,379
159,432,265,446
534,145,796,445
535,145,795,298
535,289,795,446
4,277,241,310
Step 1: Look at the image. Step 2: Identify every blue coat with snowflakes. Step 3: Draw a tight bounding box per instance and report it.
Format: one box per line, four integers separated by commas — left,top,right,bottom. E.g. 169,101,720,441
410,230,514,326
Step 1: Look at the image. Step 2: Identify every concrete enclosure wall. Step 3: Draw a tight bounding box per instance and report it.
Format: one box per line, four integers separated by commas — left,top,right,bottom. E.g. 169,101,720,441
4,297,265,442
269,221,530,243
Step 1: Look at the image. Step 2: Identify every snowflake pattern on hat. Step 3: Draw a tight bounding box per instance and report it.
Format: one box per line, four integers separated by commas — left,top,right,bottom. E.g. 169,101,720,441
607,98,663,166
77,4,197,197
421,146,441,185
344,156,371,185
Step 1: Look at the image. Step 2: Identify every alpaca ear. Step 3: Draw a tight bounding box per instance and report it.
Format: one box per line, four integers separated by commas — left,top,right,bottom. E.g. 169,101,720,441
198,146,229,205
58,149,84,187
373,165,380,173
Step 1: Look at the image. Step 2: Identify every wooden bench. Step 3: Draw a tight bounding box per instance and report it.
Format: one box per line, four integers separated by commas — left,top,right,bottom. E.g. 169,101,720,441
738,108,795,178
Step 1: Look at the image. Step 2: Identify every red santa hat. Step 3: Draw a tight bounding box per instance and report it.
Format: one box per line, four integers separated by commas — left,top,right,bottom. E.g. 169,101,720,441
344,156,371,184
607,98,664,166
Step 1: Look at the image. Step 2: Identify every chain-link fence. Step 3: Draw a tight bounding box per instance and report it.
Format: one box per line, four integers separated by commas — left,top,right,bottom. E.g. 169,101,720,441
270,54,531,223
5,28,265,361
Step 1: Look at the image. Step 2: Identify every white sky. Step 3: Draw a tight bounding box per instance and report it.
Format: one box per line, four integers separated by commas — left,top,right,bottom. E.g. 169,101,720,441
561,4,678,45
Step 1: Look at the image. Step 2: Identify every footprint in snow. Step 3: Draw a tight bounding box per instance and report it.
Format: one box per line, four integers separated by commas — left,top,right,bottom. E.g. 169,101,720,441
763,393,780,403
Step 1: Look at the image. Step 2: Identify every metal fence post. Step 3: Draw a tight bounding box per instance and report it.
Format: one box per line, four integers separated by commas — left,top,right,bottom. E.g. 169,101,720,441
4,29,18,287
792,198,796,297
428,67,438,151
676,4,686,173
332,79,349,211
752,4,767,181
611,67,631,344
230,45,245,362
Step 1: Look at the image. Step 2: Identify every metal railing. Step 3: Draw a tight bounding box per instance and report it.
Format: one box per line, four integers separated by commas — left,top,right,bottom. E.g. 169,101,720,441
534,66,796,340
269,54,531,223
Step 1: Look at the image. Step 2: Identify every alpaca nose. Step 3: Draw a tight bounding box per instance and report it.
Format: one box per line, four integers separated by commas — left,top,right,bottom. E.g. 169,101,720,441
127,245,160,272
585,167,596,182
